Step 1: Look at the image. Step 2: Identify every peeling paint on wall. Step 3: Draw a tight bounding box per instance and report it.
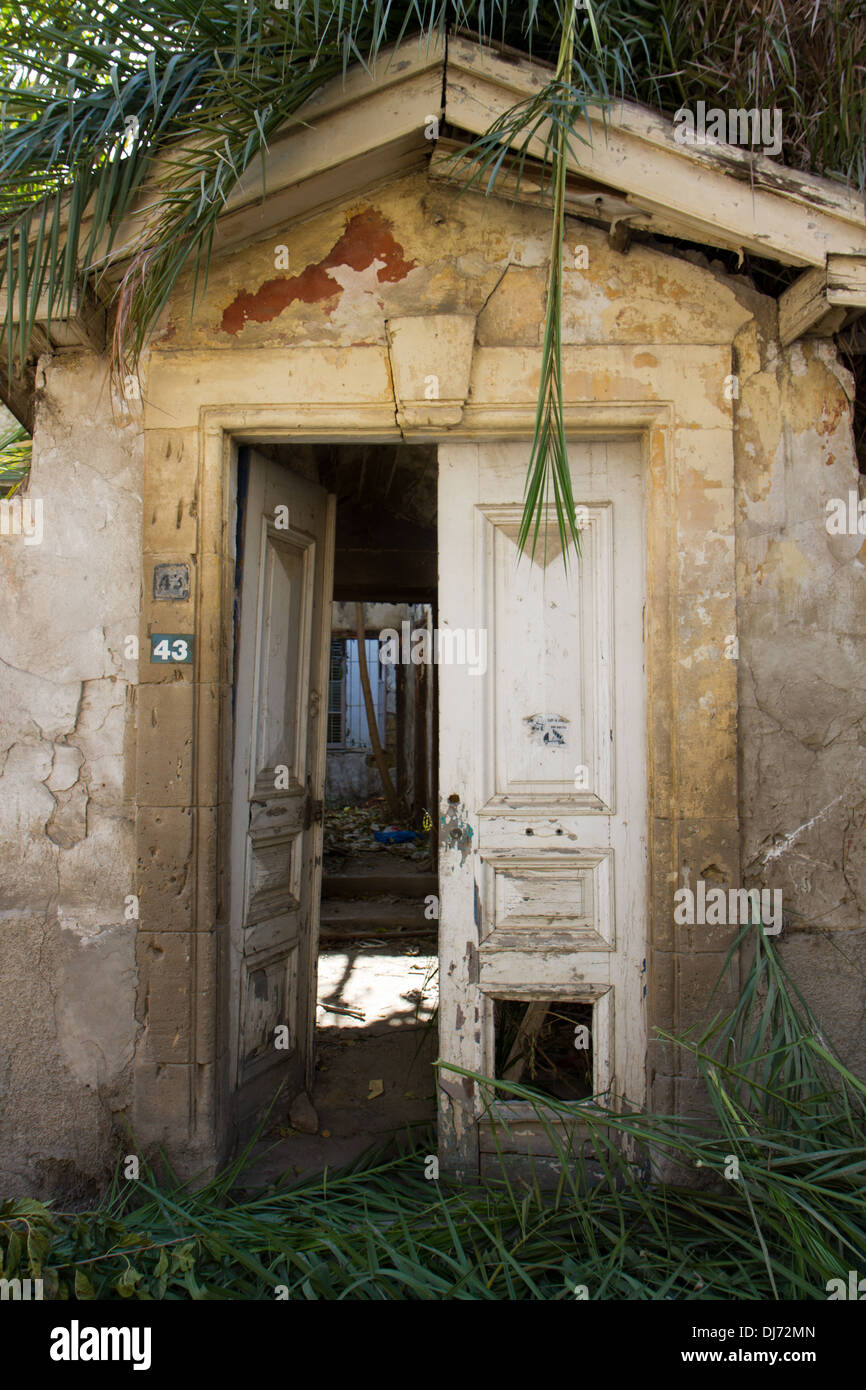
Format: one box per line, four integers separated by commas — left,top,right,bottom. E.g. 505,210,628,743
4,164,866,1196
220,208,416,334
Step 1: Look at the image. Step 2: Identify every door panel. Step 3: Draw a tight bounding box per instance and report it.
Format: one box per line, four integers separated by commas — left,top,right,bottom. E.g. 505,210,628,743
230,448,335,1122
437,440,647,1175
480,501,613,812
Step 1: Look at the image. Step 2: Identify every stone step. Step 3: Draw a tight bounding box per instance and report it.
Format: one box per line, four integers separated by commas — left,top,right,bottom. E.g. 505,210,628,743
321,873,437,900
318,898,437,941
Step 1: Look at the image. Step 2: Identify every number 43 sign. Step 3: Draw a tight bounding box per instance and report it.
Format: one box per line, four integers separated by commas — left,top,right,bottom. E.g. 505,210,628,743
151,634,193,664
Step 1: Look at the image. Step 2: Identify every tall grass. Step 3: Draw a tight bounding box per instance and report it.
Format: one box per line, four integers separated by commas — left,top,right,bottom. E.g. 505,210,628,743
1,928,862,1300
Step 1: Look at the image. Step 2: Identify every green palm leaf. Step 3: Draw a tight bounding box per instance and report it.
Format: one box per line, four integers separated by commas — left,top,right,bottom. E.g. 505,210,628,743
2,0,864,563
0,418,32,494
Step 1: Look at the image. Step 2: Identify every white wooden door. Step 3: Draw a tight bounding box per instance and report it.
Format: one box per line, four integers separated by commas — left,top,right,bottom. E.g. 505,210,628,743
437,440,647,1176
230,448,335,1126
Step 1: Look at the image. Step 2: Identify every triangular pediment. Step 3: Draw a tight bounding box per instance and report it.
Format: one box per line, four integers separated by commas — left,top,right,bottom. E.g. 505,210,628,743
4,34,865,428
99,34,866,280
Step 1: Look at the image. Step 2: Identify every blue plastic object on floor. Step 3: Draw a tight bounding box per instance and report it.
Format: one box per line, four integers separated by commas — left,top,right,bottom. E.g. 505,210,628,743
374,830,419,844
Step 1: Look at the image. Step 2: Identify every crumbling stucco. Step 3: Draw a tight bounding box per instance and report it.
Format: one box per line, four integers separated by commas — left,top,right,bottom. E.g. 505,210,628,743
735,333,866,1076
0,354,141,1197
158,175,752,356
2,167,864,1194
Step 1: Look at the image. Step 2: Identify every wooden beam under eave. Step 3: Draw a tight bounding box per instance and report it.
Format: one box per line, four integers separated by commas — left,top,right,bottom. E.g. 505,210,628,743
779,267,834,346
0,358,37,432
0,283,106,355
827,253,866,307
444,38,866,268
779,256,866,347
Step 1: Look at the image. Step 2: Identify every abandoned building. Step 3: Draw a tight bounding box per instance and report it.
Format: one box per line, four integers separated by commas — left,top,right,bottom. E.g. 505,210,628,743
1,35,865,1197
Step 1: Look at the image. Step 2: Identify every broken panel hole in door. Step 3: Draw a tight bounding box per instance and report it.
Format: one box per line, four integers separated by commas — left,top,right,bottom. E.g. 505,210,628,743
235,443,439,1183
494,998,594,1101
480,997,599,1187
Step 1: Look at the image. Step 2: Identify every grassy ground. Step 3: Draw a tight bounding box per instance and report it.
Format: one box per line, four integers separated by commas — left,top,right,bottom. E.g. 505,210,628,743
2,928,863,1300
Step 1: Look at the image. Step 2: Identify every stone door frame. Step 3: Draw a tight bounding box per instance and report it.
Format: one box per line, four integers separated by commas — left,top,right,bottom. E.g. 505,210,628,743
135,339,739,1175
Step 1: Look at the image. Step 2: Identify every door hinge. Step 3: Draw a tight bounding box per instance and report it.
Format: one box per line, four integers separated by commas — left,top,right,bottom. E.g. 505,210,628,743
303,773,323,829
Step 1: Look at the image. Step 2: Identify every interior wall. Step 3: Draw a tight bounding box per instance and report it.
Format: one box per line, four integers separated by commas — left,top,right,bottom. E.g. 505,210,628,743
325,602,398,806
325,599,433,811
313,442,437,816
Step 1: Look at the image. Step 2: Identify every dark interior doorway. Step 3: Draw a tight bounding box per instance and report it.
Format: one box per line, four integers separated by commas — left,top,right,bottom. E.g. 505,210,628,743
247,443,439,1183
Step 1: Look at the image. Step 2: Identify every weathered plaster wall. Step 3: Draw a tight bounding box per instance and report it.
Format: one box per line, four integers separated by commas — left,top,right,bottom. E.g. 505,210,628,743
0,354,141,1198
3,164,864,1194
155,171,752,358
325,749,378,805
735,327,866,1071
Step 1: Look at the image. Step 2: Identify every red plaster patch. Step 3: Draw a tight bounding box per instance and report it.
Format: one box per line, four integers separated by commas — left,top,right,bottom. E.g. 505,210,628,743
221,209,416,335
816,397,846,436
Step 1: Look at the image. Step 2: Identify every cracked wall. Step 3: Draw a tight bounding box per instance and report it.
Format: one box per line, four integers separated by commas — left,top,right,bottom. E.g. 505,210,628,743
2,167,865,1192
736,329,866,1072
153,172,752,357
0,353,141,1198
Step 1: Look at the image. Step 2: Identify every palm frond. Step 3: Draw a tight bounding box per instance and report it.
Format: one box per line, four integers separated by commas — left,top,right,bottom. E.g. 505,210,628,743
0,419,32,495
1,0,864,563
2,928,863,1299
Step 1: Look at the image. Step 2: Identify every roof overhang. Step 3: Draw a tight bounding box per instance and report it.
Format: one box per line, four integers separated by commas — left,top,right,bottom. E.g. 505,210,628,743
110,33,866,271
4,33,866,425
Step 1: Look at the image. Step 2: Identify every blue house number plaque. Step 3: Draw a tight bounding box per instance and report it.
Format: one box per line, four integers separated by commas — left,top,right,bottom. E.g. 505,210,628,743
151,634,193,664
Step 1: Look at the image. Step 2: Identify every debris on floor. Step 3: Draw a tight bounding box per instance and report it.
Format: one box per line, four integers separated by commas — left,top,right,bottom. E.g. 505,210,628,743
374,827,422,845
246,943,439,1185
288,1093,319,1135
323,798,432,866
318,1000,365,1020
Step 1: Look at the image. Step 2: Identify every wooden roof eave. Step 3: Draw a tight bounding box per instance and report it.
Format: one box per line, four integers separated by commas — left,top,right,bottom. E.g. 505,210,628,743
442,36,866,270
4,32,866,428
